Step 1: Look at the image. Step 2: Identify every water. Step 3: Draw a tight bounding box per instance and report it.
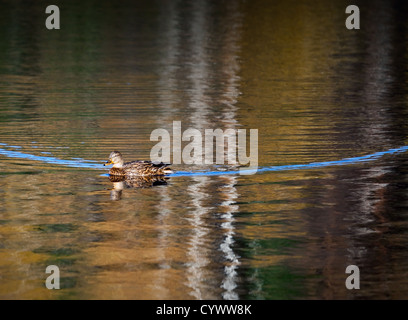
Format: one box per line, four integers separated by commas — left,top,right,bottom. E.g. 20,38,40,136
1,0,408,299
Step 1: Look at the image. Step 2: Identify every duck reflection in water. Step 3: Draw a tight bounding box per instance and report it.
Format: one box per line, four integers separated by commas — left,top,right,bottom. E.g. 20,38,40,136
108,175,169,200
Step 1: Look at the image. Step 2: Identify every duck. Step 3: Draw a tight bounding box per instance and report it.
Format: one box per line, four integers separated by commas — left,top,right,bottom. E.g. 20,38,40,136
104,151,174,176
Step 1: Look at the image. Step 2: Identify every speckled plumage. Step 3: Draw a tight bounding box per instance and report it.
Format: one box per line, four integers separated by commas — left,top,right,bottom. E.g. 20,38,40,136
104,151,173,176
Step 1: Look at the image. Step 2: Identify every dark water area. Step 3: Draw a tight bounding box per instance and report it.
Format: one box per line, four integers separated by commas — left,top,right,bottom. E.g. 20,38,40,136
1,0,408,299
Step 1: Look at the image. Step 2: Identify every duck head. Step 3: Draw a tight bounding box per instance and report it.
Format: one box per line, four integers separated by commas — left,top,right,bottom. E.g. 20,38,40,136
104,151,124,168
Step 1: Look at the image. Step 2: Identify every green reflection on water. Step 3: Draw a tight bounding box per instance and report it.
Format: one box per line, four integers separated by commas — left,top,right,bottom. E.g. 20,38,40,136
35,223,79,233
245,265,308,300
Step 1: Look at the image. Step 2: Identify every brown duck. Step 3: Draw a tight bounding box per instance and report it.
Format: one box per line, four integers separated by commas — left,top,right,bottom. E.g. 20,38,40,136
104,151,174,176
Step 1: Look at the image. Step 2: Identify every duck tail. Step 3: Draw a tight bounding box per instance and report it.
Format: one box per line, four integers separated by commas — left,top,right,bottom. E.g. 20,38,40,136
162,167,174,175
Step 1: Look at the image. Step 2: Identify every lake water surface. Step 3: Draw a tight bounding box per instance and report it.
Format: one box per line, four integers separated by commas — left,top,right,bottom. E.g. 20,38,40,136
1,0,408,299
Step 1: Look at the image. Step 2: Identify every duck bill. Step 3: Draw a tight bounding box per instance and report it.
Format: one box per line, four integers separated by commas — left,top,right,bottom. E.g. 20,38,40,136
104,160,113,166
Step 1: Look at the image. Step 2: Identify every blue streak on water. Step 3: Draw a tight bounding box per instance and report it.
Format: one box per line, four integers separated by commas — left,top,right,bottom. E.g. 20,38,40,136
0,146,102,169
170,145,408,177
1,143,408,176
